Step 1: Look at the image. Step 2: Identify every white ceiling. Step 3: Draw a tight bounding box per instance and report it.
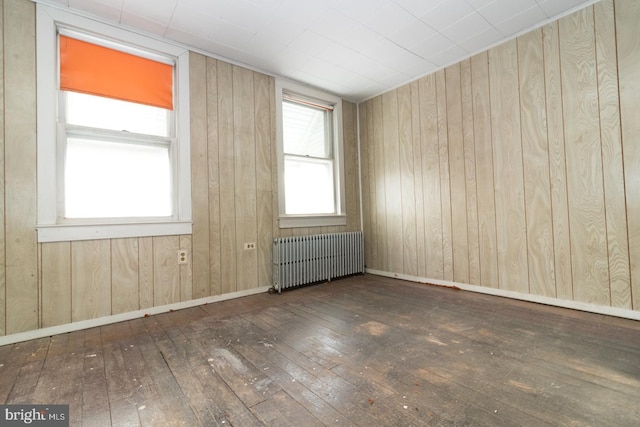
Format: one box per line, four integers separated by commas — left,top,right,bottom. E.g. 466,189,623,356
43,0,598,102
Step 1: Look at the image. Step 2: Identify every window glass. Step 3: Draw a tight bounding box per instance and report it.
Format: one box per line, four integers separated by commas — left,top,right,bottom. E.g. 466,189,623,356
282,100,330,158
66,92,170,137
284,157,335,215
65,137,171,218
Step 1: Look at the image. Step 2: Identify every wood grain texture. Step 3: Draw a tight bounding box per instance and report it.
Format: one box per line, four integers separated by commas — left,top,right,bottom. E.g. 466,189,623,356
372,96,387,271
254,73,273,287
436,70,454,282
233,66,257,292
189,51,211,299
419,74,444,280
445,64,470,284
542,21,573,301
410,80,427,278
343,100,360,232
206,57,221,296
488,40,529,293
382,90,403,273
471,52,499,289
517,29,556,298
217,60,237,294
72,240,111,322
397,85,417,276
4,0,38,334
364,100,378,269
41,242,71,327
616,0,640,310
460,59,480,286
359,101,372,268
180,235,193,301
138,237,154,309
153,236,181,306
0,0,5,336
595,0,631,309
559,7,610,306
111,238,139,315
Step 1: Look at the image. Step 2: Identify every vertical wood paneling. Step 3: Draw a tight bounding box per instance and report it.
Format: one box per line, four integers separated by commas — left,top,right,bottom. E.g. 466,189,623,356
207,58,221,296
410,81,427,278
0,0,5,336
382,91,403,273
460,59,480,286
616,0,640,310
217,61,237,294
595,0,631,309
372,96,387,271
543,21,573,301
518,28,556,298
41,242,71,327
397,85,417,275
560,7,610,306
254,73,273,287
72,240,111,322
111,238,139,315
359,101,372,267
471,52,499,289
5,0,38,334
138,237,154,309
233,66,257,292
343,100,360,232
189,51,211,299
445,64,469,283
153,236,180,306
489,40,529,293
179,235,193,301
436,70,453,281
419,74,444,280
365,100,378,268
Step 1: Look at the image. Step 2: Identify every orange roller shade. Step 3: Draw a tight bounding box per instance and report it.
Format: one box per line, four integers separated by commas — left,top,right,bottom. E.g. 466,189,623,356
60,35,173,110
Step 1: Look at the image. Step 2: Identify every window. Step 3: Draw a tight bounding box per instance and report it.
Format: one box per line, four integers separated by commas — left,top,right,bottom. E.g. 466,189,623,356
36,5,191,242
276,80,345,228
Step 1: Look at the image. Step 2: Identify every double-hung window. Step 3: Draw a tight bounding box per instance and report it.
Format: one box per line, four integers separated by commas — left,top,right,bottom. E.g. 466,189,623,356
276,80,345,228
36,5,191,242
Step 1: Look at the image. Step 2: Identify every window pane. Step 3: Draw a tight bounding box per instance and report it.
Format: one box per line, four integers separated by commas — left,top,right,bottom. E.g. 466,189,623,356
284,157,334,214
65,137,171,218
283,100,330,158
65,91,170,137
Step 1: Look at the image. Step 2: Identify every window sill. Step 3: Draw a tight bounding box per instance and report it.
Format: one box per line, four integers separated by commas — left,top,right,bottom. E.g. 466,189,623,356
279,215,346,229
37,221,192,243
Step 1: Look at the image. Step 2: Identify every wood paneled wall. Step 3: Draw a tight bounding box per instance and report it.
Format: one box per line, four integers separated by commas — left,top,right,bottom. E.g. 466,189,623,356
360,0,640,312
0,0,359,337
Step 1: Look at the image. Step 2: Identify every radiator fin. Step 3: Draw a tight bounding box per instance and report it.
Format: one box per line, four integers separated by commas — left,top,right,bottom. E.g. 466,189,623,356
272,231,364,292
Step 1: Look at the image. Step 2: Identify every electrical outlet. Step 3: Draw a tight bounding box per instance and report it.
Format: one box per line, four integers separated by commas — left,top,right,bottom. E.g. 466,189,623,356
244,242,256,250
178,250,188,264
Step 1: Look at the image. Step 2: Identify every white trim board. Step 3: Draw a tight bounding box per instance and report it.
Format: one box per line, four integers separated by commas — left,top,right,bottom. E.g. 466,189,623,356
366,269,640,322
0,286,270,347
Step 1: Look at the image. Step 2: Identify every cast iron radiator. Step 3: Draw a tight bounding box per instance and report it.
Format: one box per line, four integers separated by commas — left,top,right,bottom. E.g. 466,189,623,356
272,231,364,292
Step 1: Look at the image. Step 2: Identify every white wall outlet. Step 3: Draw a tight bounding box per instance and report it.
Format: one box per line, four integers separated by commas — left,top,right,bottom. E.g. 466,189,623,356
178,250,188,264
244,242,256,250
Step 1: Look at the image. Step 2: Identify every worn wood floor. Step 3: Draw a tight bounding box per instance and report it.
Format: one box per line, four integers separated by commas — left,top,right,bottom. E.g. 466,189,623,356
1,274,639,426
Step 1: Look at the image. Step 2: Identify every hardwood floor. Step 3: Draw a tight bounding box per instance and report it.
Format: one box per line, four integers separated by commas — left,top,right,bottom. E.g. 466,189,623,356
1,274,639,426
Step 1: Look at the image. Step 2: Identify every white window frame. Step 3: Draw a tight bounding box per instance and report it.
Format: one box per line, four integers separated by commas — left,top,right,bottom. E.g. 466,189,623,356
275,79,346,228
36,5,191,242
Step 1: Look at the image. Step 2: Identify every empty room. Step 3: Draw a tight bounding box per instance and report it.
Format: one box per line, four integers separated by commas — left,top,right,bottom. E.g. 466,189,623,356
1,0,639,425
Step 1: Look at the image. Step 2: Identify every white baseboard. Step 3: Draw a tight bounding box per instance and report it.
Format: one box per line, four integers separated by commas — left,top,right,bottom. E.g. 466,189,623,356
0,286,271,347
366,269,640,322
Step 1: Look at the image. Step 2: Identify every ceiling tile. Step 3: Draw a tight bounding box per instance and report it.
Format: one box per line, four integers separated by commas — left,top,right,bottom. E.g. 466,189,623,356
208,19,257,49
458,27,503,53
337,0,389,23
272,0,337,27
219,0,277,32
410,32,455,59
310,9,360,43
122,0,176,25
388,19,437,49
439,10,494,44
365,2,416,38
395,0,445,18
426,44,468,66
537,0,594,18
120,12,168,36
495,5,547,36
477,0,538,26
342,25,385,53
69,0,124,22
419,0,475,31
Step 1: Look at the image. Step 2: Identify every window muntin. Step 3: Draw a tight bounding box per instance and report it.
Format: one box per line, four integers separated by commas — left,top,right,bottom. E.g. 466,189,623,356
275,79,345,228
36,5,192,242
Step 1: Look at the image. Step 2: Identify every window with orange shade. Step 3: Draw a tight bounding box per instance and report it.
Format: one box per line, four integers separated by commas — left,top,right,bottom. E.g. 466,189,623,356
36,5,191,243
